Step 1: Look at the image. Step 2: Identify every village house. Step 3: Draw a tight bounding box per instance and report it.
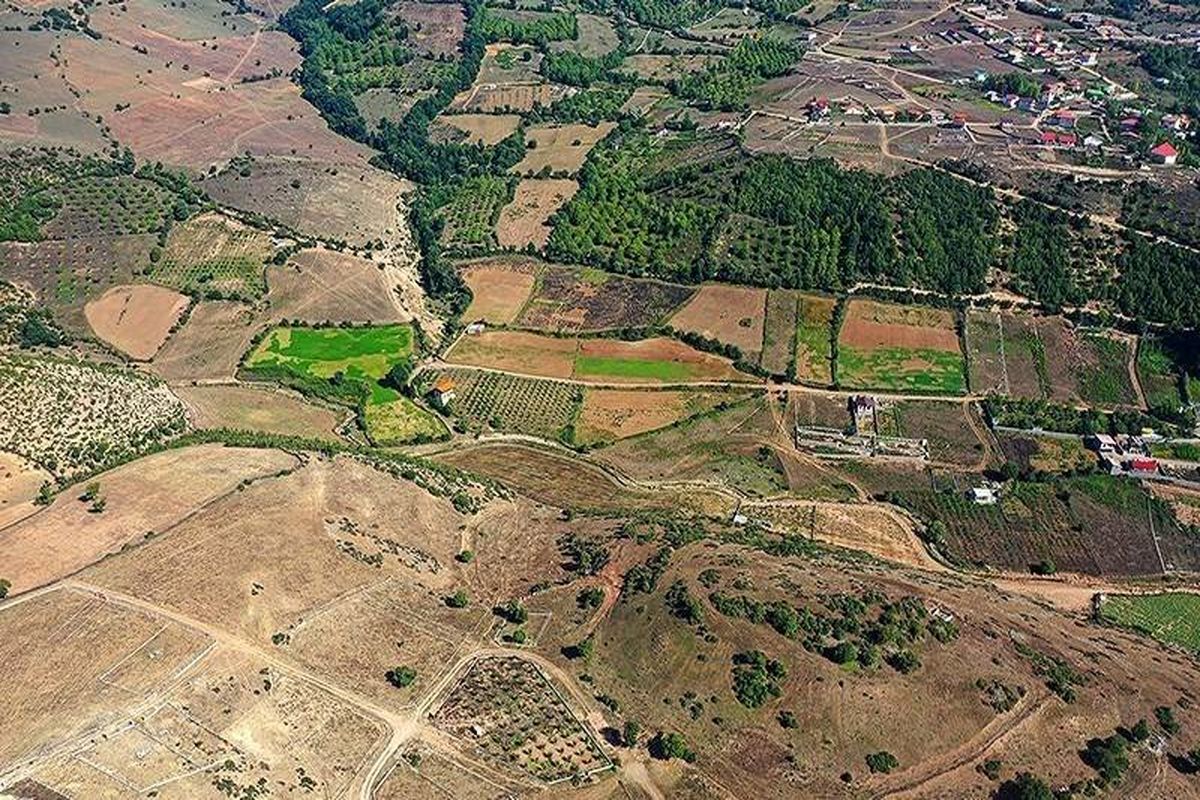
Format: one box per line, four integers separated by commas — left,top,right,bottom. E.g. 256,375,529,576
1150,141,1179,165
431,375,456,409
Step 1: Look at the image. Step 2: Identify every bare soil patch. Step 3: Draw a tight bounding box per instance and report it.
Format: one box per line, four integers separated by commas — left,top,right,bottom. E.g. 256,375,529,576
175,384,344,441
841,300,960,352
84,284,190,360
669,284,767,358
577,387,752,445
517,266,694,333
496,178,578,249
0,444,298,594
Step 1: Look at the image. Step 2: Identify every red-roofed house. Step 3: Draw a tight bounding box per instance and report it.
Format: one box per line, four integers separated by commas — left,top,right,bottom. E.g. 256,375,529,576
1150,141,1179,165
1040,130,1058,145
431,375,456,408
1127,457,1159,476
1057,132,1077,147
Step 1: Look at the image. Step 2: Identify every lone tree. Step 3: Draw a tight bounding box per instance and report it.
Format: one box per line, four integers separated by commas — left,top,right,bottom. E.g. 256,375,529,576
866,751,899,775
622,720,641,748
0,578,10,599
648,731,695,763
385,666,417,688
445,589,470,608
994,772,1053,800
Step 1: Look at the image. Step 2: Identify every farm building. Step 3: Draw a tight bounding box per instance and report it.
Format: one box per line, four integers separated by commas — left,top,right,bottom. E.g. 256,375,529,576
431,375,457,408
970,486,999,505
1150,141,1178,165
1086,433,1119,456
1126,457,1160,477
465,320,487,335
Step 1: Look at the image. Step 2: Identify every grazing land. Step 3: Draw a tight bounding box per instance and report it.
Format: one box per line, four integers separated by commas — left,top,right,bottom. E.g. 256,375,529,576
150,300,259,382
576,387,755,446
83,284,189,360
794,294,836,385
175,384,344,442
0,451,49,529
512,123,617,176
432,113,522,146
838,300,965,394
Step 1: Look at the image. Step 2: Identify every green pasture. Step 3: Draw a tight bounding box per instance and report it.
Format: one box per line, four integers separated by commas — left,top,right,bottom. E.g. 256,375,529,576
575,355,696,382
837,346,965,394
1100,593,1200,654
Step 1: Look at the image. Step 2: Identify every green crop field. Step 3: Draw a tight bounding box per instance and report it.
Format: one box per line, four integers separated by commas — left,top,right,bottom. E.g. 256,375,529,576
1100,593,1200,654
838,347,965,394
246,324,442,444
575,355,696,382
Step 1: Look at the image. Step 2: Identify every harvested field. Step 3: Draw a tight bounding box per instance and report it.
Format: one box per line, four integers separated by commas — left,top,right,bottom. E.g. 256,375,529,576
461,259,538,324
451,82,570,113
202,156,412,249
669,284,767,359
433,113,522,145
517,266,694,332
150,300,259,382
175,384,344,441
83,284,189,360
0,444,297,594
496,178,579,249
447,329,578,379
0,234,157,334
838,300,965,394
150,212,275,299
0,451,50,529
512,123,616,176
760,289,799,377
576,387,754,445
268,248,406,324
0,352,187,478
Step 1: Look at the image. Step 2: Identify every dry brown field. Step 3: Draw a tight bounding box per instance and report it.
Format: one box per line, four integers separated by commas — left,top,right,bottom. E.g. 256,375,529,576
451,82,569,113
576,387,753,445
496,178,579,249
511,123,616,176
461,259,538,324
448,329,579,379
433,113,522,145
175,384,345,441
841,300,960,352
201,156,412,248
393,1,466,56
268,248,407,323
0,444,298,594
516,267,694,333
150,300,260,382
669,284,767,358
83,284,190,360
0,451,50,529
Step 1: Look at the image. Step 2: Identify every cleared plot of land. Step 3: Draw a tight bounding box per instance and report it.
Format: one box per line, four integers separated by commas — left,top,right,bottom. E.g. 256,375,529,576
1100,592,1200,655
451,81,570,113
0,444,297,594
461,258,538,324
511,122,616,175
576,387,753,445
496,178,579,249
150,300,259,382
268,248,406,324
393,0,466,56
0,450,50,529
432,113,522,145
760,289,799,377
447,330,751,383
517,266,694,332
999,432,1097,475
669,284,767,358
150,212,275,299
875,400,987,468
202,157,412,249
424,368,580,440
0,352,186,479
619,53,722,81
838,300,965,394
83,283,189,360
175,384,344,441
